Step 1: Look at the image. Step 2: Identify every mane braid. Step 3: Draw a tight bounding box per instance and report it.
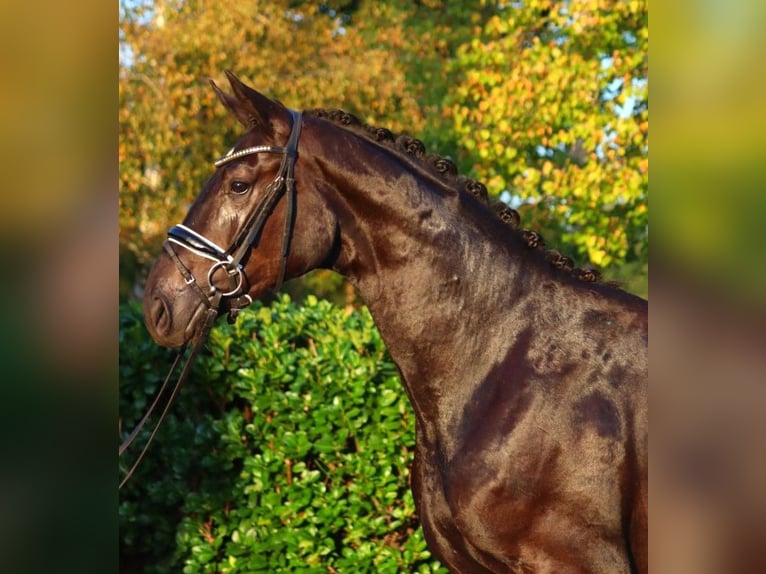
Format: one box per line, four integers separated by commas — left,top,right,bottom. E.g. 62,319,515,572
305,108,605,285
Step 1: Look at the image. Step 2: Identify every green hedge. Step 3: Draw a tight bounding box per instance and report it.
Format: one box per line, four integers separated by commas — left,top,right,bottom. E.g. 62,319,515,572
119,295,446,573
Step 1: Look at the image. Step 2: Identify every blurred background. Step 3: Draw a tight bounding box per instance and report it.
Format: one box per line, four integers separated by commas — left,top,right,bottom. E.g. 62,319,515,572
0,0,116,571
652,0,766,571
0,0,763,570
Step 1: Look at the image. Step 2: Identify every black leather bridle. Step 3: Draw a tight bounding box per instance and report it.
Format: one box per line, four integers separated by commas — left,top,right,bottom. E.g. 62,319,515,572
119,110,302,489
165,108,303,322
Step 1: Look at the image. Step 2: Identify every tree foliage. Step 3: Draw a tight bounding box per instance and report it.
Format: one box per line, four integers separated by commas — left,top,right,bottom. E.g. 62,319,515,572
119,0,648,294
447,0,648,268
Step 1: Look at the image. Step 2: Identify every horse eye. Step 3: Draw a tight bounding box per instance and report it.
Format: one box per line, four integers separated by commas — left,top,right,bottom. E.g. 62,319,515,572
229,180,250,195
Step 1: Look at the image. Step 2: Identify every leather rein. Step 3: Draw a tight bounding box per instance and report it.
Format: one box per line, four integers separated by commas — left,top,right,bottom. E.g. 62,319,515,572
119,110,303,489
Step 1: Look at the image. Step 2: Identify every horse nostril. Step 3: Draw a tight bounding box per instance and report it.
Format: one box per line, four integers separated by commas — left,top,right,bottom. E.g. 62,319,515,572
148,293,171,336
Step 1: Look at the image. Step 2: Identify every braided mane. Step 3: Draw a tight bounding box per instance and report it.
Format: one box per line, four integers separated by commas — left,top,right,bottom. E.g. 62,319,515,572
305,108,603,284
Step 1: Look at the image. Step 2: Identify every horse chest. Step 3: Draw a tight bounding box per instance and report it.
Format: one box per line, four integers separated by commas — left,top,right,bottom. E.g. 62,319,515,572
413,435,635,573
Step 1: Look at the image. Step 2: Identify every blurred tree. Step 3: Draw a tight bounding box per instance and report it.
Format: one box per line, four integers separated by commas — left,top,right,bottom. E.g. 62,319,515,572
447,0,648,274
346,0,501,156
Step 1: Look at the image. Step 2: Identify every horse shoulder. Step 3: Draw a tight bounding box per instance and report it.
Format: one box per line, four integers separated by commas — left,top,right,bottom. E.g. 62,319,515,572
433,291,646,571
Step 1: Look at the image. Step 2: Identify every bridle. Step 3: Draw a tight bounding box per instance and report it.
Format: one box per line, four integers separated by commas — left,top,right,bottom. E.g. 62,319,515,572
119,109,302,489
165,108,303,323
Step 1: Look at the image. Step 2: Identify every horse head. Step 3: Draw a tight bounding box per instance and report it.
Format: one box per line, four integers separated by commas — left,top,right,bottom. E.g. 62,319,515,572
143,72,336,347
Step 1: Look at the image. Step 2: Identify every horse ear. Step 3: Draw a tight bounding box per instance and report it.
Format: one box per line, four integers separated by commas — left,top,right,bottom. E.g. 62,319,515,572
209,71,287,137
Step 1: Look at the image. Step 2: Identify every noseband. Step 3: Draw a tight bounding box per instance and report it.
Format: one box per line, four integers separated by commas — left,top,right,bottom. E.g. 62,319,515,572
164,108,303,323
120,110,302,489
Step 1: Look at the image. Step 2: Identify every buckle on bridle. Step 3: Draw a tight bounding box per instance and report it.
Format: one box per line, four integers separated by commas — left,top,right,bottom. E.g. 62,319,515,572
207,260,245,297
226,293,253,324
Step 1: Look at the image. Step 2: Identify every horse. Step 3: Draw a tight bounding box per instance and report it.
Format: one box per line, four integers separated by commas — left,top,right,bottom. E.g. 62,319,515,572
142,71,648,573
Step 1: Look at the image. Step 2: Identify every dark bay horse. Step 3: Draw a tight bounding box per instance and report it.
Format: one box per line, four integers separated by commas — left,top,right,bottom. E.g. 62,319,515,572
143,72,647,573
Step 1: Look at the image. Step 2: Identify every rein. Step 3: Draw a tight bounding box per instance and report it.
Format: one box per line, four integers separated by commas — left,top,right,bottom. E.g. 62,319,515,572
118,308,217,490
119,110,303,489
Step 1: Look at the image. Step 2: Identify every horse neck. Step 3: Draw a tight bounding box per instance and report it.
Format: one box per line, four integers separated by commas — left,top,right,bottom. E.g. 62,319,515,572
307,122,546,439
